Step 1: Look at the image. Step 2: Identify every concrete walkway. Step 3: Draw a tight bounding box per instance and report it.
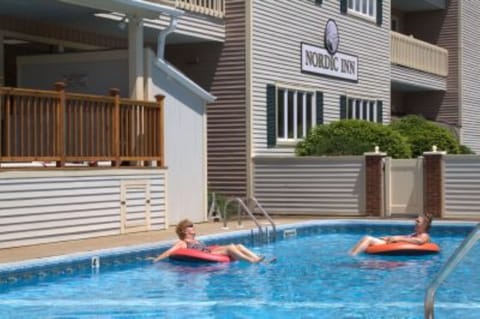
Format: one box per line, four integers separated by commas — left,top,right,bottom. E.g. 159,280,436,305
0,217,315,264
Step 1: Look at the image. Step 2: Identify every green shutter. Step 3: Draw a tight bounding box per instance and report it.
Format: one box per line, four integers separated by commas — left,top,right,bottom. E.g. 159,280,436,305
316,92,324,125
340,0,347,14
377,0,383,26
315,0,323,5
376,100,383,123
266,84,277,147
340,95,347,119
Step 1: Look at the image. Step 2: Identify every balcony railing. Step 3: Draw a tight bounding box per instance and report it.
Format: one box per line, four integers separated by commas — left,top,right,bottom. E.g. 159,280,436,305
148,0,225,18
391,31,448,77
0,83,164,168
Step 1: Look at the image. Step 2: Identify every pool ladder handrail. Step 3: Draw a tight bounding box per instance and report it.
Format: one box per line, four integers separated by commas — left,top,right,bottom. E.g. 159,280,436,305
424,222,480,319
222,196,276,241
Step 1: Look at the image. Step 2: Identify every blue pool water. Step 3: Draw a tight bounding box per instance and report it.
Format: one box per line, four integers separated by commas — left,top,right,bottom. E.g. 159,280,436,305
0,221,478,318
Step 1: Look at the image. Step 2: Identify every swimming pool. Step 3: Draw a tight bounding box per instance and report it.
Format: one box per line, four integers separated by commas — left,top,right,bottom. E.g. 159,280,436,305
0,220,478,318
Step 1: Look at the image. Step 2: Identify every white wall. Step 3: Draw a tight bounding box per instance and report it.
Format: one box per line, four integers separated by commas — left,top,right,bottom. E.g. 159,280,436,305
146,50,207,225
17,50,129,96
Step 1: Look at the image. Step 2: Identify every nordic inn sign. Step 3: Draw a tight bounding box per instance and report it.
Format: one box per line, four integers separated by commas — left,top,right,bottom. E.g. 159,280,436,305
301,43,358,81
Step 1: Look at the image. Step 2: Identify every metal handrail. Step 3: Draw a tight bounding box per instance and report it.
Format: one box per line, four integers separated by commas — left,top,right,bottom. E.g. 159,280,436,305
424,223,480,319
223,197,263,234
249,197,276,239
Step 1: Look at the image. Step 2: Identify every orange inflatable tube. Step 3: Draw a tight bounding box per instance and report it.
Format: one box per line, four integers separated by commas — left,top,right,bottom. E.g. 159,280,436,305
365,242,440,255
169,246,232,263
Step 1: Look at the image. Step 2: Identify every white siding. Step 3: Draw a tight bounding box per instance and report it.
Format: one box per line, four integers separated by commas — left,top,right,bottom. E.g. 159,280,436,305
146,50,208,224
0,169,166,249
254,156,365,215
444,155,480,218
460,1,480,152
250,0,391,156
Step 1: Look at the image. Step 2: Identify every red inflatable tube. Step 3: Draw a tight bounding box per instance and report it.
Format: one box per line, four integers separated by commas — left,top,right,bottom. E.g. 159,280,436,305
169,247,233,263
365,242,440,255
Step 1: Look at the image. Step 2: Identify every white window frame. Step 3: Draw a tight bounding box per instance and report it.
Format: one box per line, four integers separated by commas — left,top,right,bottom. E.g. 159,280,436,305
347,0,377,23
276,86,317,143
347,97,378,123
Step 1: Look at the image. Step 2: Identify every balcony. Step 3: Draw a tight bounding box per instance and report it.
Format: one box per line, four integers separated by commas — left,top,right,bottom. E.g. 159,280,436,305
391,31,448,77
148,0,225,18
391,0,446,12
0,84,164,168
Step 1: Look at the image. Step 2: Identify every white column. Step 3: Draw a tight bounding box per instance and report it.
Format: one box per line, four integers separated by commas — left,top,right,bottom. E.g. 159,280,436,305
128,15,144,100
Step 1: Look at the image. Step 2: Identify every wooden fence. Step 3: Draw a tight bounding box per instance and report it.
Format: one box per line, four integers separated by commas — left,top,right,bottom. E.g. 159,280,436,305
0,83,164,167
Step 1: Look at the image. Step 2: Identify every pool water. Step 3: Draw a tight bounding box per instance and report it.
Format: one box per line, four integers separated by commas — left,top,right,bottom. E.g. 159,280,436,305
0,222,478,318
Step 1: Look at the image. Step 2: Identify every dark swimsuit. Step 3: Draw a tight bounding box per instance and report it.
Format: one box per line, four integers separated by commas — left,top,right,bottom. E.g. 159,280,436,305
186,240,211,253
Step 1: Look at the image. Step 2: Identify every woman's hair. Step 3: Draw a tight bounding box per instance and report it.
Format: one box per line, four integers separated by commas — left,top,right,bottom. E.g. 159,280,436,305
422,213,433,232
176,219,193,240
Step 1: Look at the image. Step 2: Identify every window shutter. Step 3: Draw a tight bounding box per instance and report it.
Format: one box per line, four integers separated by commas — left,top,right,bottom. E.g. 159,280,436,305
377,0,383,26
266,84,277,147
315,0,323,5
316,92,324,125
340,95,347,119
340,0,347,14
376,100,383,123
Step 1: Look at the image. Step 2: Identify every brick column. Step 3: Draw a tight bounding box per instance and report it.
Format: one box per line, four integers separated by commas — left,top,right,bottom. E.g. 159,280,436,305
423,149,445,218
364,150,386,216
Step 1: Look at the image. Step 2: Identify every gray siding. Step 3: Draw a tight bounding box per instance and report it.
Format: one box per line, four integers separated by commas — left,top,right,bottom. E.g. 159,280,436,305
444,155,480,218
460,0,480,152
391,64,446,91
254,156,365,215
251,0,391,156
208,0,248,197
405,1,459,127
0,169,167,249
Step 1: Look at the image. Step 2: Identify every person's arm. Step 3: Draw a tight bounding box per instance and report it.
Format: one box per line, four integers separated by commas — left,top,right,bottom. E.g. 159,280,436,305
386,233,429,245
151,241,186,263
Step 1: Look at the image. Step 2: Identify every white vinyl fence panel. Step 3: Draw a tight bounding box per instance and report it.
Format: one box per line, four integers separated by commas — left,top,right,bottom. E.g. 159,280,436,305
254,156,365,215
444,155,480,218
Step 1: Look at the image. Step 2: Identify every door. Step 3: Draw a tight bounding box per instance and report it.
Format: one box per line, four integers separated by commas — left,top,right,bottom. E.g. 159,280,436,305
384,157,423,216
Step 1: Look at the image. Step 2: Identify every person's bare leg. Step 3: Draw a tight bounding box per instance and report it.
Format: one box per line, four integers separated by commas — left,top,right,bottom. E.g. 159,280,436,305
349,236,385,256
235,244,262,260
212,245,263,263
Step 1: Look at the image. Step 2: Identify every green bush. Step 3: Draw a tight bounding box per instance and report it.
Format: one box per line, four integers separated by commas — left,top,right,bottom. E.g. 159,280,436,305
390,115,460,157
459,144,475,154
296,120,411,158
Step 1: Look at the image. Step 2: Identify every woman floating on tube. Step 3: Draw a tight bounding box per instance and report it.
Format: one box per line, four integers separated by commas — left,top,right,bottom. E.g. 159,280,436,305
349,214,433,256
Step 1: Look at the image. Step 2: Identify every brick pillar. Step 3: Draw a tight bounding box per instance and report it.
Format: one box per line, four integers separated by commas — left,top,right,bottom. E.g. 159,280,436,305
364,150,386,216
423,149,445,218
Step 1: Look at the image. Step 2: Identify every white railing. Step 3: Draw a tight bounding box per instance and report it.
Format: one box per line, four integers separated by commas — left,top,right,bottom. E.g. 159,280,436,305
149,0,225,18
391,31,448,77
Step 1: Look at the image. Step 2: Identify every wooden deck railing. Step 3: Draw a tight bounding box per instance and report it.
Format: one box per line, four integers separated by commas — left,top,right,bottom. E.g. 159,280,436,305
391,31,448,77
0,83,164,167
148,0,225,18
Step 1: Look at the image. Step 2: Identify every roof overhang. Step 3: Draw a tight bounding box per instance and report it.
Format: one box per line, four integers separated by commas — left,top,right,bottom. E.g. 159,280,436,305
59,0,184,19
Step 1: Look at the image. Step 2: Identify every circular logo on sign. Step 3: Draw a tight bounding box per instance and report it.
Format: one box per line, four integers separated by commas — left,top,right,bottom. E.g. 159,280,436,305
324,19,339,55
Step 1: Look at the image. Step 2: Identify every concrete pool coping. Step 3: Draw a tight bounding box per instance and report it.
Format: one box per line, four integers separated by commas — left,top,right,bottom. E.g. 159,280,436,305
0,216,478,266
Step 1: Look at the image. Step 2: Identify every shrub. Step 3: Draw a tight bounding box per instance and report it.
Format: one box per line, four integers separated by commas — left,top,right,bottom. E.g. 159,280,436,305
459,144,475,154
390,115,460,157
296,120,411,158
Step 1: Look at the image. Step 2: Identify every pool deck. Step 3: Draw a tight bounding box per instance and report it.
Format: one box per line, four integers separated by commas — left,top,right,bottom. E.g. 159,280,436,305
0,216,320,264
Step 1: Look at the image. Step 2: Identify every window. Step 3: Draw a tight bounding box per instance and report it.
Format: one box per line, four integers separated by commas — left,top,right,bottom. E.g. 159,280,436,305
345,98,382,122
347,0,377,21
266,84,323,147
277,88,316,142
